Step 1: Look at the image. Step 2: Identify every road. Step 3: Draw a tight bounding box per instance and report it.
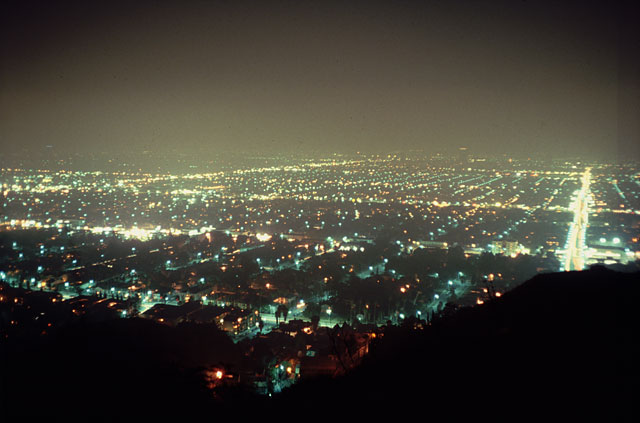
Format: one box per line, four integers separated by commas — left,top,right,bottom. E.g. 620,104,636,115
563,168,591,271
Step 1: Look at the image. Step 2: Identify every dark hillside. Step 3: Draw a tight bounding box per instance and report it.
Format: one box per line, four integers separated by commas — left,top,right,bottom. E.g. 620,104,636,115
273,266,638,421
1,266,636,421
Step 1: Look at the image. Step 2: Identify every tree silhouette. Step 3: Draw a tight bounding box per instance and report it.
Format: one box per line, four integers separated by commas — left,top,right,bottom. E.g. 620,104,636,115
275,304,289,323
310,315,320,332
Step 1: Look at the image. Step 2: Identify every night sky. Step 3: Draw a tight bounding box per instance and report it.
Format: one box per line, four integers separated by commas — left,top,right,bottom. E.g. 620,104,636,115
1,0,638,160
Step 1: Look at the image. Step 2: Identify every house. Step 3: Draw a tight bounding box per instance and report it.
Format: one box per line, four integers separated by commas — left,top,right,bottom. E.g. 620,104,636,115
142,301,260,336
221,308,259,335
65,295,130,320
188,304,227,325
141,301,202,325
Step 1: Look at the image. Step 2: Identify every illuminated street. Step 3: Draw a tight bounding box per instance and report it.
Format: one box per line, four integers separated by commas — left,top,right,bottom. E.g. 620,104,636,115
1,0,639,417
562,168,592,271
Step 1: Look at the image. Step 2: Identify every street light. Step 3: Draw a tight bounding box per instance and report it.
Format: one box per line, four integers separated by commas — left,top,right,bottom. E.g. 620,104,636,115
327,307,332,325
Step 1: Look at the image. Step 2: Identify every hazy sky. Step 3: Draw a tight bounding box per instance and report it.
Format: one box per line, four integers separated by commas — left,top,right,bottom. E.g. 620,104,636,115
1,0,638,160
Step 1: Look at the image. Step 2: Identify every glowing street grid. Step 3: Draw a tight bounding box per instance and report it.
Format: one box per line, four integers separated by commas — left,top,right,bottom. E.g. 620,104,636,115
1,154,639,330
2,155,639,266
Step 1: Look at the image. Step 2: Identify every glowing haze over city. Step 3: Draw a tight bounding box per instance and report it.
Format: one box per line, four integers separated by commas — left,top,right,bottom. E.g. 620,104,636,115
1,0,638,419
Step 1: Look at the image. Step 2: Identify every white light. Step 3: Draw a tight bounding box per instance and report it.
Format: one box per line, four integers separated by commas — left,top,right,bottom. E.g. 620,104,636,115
256,233,272,242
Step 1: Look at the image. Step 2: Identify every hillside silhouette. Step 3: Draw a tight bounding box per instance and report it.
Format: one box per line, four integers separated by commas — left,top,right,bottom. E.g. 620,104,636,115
272,265,637,421
1,266,636,421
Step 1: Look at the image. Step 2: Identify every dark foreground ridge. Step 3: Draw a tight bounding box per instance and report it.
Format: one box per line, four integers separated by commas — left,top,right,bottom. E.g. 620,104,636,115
1,266,637,421
274,265,637,421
